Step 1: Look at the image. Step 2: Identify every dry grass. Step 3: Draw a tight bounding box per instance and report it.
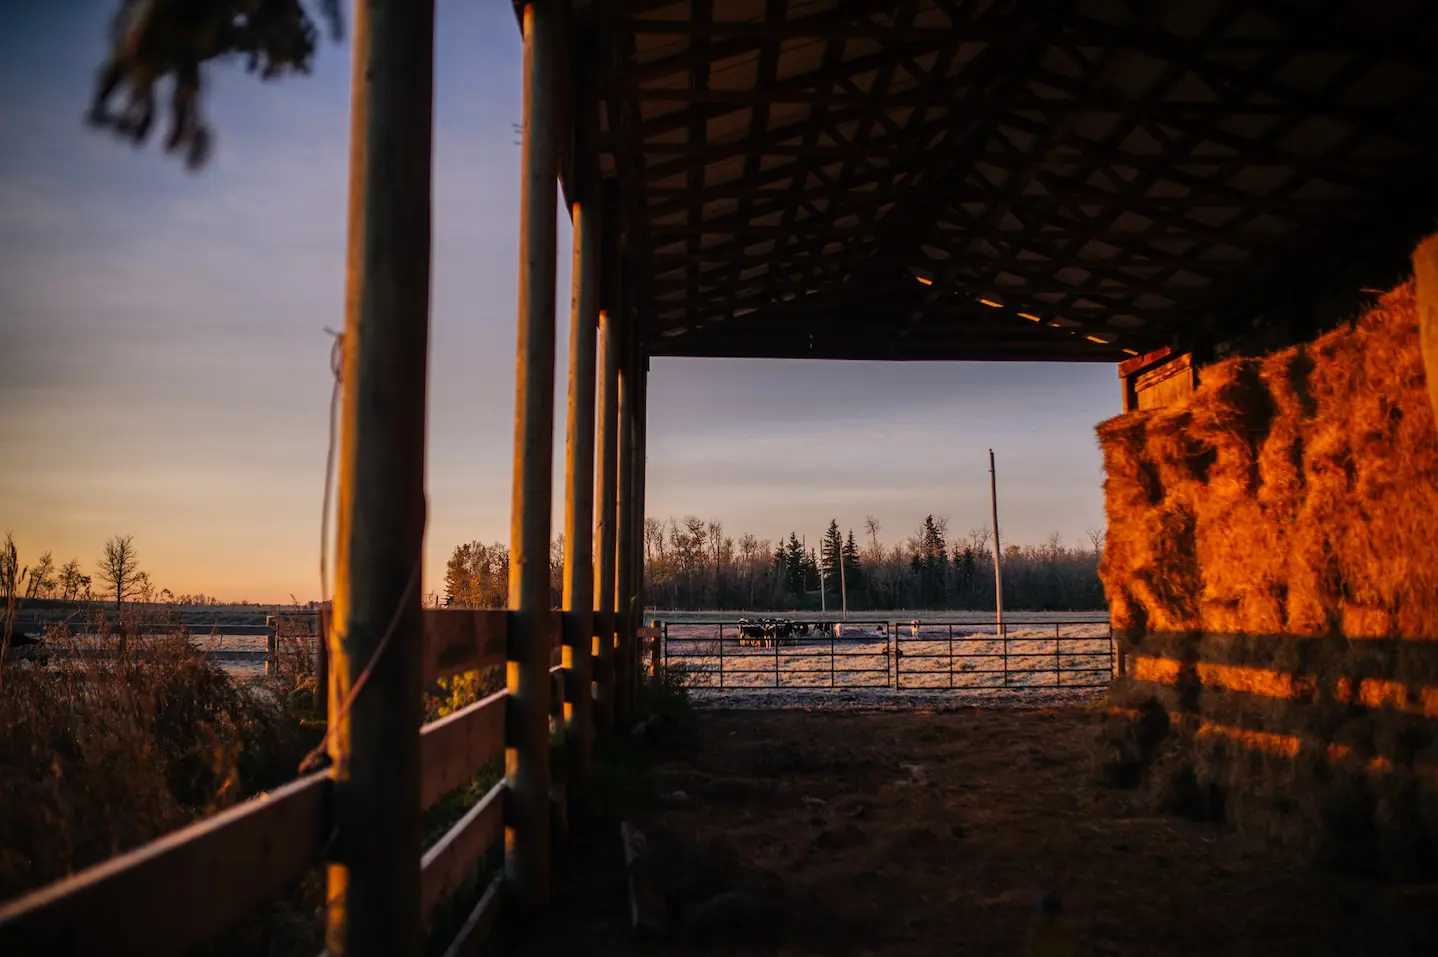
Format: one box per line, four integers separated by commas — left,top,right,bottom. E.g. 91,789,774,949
0,607,327,955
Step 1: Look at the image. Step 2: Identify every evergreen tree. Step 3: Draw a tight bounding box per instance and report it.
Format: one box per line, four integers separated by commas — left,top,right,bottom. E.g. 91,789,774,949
911,515,949,606
803,548,821,593
820,519,843,605
842,529,863,597
784,533,806,595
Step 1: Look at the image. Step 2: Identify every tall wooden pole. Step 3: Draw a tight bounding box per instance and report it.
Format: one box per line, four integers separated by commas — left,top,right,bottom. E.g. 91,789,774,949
326,1,434,953
506,0,559,913
614,320,635,724
632,352,649,692
560,95,599,783
989,448,1004,638
593,184,621,733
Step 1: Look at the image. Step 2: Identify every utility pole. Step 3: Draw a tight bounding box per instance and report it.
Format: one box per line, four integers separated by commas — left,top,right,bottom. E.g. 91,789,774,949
819,561,826,615
989,449,1004,637
839,542,848,619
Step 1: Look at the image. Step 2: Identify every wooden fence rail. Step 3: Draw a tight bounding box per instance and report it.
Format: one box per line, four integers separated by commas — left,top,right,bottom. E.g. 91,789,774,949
0,608,649,956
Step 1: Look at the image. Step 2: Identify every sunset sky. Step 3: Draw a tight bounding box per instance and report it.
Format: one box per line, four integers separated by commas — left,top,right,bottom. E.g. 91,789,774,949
0,1,1120,603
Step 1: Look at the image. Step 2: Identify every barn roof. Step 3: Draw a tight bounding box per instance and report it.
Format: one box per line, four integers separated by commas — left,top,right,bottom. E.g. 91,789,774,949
577,0,1438,361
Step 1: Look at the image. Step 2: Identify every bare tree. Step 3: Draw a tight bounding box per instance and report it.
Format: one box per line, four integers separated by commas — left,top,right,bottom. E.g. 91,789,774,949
58,559,89,602
23,551,56,600
1084,524,1105,557
864,515,882,561
96,534,143,610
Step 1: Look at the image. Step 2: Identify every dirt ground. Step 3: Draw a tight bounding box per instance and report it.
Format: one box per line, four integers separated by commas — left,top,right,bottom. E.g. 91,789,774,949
509,706,1438,957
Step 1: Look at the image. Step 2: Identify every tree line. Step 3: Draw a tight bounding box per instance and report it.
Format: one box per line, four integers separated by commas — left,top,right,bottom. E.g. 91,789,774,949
0,533,225,609
444,514,1107,613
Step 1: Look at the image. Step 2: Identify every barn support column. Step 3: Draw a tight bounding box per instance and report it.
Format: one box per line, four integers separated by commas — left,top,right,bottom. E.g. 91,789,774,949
614,309,636,726
325,0,435,953
593,183,622,735
560,65,599,785
631,351,649,695
505,0,560,913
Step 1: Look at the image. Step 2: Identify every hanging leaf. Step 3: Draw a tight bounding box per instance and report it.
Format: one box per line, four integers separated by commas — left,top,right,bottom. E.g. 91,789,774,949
84,0,346,171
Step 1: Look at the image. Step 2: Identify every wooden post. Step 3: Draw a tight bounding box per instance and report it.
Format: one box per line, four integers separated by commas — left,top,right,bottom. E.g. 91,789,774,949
1415,233,1438,426
560,88,599,784
593,185,621,734
325,1,434,953
989,448,1004,638
614,325,635,725
631,352,649,702
314,610,329,718
506,0,559,913
264,616,276,677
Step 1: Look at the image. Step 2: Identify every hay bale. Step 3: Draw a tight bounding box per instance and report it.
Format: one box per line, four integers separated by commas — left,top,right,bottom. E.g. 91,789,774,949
1095,273,1438,879
1092,684,1173,788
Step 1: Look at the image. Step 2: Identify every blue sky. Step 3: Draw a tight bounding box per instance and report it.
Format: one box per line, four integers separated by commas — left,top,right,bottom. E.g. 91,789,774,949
0,2,1120,602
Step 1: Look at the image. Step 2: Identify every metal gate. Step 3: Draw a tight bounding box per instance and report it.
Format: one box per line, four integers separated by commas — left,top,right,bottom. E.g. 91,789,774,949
658,620,892,690
892,619,1114,691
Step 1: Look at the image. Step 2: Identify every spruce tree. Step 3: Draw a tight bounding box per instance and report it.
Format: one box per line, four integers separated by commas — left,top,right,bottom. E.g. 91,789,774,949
784,533,806,595
820,519,843,605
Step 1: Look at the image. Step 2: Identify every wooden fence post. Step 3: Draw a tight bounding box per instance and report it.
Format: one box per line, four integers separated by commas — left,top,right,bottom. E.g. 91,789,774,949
593,183,621,735
614,328,635,726
264,616,276,677
560,58,600,786
506,0,560,914
628,350,648,705
314,610,329,718
325,0,435,953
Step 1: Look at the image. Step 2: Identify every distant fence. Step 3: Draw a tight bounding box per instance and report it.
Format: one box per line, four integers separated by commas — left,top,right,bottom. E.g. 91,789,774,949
5,615,323,680
658,619,1115,691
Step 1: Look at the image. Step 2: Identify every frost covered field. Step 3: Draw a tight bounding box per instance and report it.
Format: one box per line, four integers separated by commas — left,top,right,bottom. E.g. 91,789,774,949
650,610,1113,709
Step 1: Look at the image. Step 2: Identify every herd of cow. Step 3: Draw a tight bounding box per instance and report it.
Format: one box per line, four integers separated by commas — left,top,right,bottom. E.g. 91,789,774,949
732,617,892,648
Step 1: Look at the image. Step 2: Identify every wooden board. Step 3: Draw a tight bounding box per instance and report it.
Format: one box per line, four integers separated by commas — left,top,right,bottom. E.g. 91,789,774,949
437,874,504,957
422,610,508,683
420,691,506,810
420,782,505,919
0,772,330,956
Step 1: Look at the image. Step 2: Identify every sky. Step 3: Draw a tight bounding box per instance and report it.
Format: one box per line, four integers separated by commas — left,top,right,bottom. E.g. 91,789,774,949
0,1,1121,604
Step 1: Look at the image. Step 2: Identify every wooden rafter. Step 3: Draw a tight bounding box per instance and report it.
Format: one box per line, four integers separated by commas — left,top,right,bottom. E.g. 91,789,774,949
596,0,1438,360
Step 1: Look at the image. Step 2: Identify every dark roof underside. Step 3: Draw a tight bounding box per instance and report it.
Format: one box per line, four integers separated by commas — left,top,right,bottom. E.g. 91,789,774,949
595,0,1438,361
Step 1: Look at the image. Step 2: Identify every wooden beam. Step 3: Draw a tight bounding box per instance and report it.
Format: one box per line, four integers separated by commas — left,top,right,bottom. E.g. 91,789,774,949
632,353,649,698
560,56,600,781
0,774,330,955
419,691,505,810
506,0,559,913
622,17,1420,51
613,312,636,725
593,184,622,734
422,609,507,683
326,0,434,952
630,88,1431,121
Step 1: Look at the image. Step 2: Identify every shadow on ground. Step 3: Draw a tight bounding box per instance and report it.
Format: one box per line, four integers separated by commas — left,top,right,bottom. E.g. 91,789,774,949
505,706,1438,957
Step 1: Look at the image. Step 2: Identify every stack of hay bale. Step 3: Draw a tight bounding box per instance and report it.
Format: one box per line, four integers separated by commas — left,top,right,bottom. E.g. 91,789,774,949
1094,282,1438,878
